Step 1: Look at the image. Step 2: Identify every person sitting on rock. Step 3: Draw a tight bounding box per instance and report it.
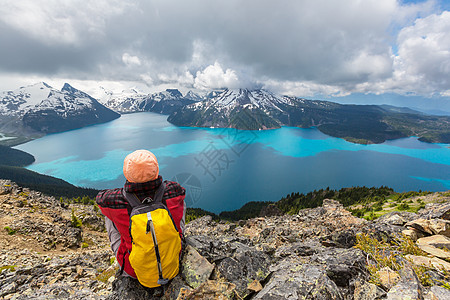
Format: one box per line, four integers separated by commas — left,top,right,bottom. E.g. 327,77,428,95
96,149,186,279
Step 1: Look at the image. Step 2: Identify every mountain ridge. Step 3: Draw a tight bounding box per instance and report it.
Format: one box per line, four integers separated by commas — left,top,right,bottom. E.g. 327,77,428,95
99,88,200,115
0,82,120,145
1,83,449,146
167,88,450,144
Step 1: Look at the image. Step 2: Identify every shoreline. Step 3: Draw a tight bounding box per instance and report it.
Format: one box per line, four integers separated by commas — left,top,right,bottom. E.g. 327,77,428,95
4,109,450,147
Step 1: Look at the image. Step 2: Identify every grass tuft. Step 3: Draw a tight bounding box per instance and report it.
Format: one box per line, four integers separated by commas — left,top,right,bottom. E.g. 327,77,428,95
354,233,449,287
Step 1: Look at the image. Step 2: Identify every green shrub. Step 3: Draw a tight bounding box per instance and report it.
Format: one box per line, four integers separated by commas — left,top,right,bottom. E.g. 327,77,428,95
365,210,376,221
0,265,16,272
71,209,82,228
397,203,410,211
95,267,119,283
4,226,16,235
355,233,447,287
373,203,383,211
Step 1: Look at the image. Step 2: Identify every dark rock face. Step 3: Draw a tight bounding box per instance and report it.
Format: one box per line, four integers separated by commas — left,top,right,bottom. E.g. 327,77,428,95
259,203,283,217
215,244,271,297
254,257,343,300
362,216,406,243
106,277,164,300
311,247,367,288
329,228,358,248
139,97,196,115
386,264,424,300
352,279,387,300
418,201,450,220
22,100,120,134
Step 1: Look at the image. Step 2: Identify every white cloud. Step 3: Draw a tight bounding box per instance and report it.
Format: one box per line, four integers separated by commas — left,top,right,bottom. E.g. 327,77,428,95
0,0,131,45
0,0,449,99
140,74,153,86
180,71,195,86
122,53,141,66
262,79,349,98
194,62,240,90
346,51,393,81
378,10,450,95
157,70,194,86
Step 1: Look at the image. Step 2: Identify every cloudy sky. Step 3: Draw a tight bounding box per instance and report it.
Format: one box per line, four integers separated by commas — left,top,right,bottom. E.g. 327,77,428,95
0,0,449,110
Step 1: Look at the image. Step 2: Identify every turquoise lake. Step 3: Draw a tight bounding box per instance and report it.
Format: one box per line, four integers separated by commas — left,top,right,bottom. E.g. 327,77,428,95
15,112,450,213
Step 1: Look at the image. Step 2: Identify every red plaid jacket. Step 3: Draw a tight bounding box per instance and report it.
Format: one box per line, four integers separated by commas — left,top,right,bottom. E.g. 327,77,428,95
96,175,186,278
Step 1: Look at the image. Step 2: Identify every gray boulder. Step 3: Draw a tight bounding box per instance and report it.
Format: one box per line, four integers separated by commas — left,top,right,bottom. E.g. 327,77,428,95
386,264,424,300
254,257,343,300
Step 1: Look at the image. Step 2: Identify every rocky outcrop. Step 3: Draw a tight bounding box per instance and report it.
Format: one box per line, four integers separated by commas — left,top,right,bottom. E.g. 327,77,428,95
0,180,111,299
405,255,450,272
8,215,82,249
401,201,450,276
0,250,114,299
181,245,214,289
168,198,449,299
416,235,450,259
386,264,424,300
418,201,450,220
404,218,450,240
1,180,449,299
254,257,343,299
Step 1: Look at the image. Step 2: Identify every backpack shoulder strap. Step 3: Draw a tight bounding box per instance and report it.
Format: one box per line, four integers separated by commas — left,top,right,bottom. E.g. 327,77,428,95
154,182,166,204
122,182,166,208
122,189,141,208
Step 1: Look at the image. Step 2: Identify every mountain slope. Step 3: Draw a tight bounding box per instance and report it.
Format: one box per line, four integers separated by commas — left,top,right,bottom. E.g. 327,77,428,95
100,88,200,115
168,89,295,129
0,143,98,198
0,82,120,142
168,89,450,144
0,145,34,167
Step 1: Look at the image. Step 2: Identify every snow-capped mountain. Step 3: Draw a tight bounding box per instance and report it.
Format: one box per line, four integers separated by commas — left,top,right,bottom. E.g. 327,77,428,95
193,89,299,114
96,86,149,108
2,83,448,145
184,90,204,102
100,88,202,115
168,88,314,130
0,82,120,137
167,88,450,144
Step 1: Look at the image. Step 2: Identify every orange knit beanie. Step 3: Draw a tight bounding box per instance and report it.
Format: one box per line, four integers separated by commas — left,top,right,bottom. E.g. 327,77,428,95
123,150,159,183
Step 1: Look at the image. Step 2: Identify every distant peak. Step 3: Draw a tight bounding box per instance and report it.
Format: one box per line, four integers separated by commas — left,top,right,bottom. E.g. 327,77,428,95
27,82,52,89
61,83,78,93
60,83,97,102
42,82,52,89
223,88,267,94
165,89,182,97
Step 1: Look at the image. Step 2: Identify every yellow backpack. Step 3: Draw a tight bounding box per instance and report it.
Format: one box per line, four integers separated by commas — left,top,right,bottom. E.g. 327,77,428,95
123,182,181,288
